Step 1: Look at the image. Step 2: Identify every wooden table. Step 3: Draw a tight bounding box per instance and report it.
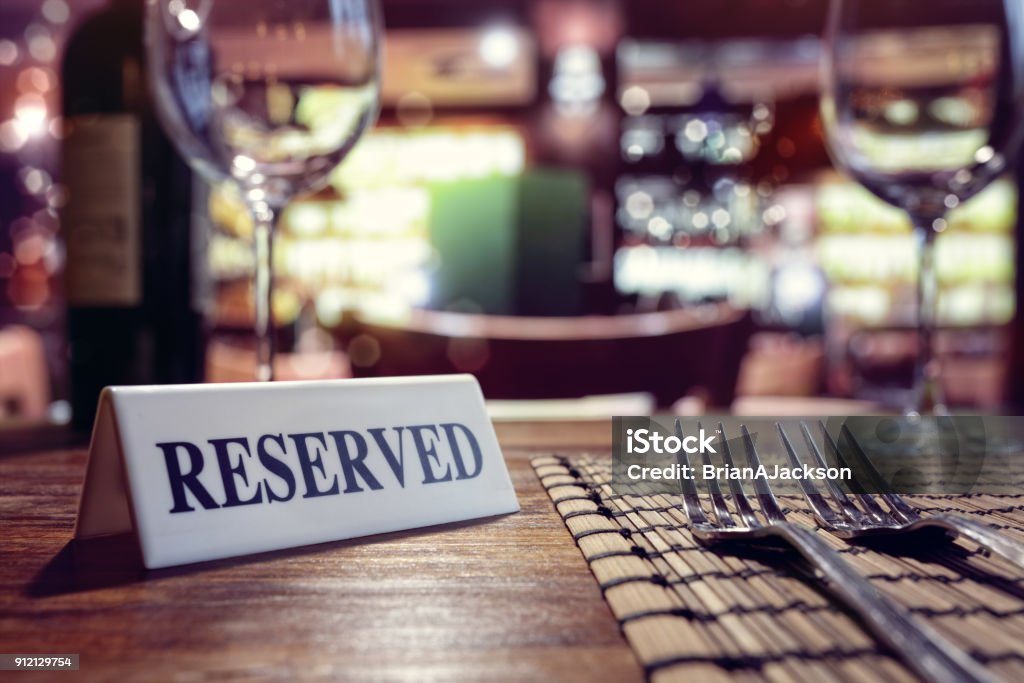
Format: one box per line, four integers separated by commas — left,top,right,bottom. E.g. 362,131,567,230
0,422,644,682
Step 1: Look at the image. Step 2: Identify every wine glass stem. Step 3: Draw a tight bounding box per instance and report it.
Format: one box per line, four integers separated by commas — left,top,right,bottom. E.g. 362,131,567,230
251,201,280,382
908,217,947,415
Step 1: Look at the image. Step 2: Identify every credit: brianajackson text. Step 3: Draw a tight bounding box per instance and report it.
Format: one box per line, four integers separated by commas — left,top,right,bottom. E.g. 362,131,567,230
625,463,853,482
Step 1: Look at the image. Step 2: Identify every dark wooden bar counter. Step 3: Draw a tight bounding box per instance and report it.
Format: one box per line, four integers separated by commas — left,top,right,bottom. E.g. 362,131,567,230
0,421,641,682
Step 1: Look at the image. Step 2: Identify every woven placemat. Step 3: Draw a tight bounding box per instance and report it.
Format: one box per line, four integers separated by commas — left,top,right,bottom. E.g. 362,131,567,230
534,454,1024,683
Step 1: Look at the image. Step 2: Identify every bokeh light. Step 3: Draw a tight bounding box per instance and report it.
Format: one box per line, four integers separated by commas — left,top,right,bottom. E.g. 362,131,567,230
0,40,19,66
24,24,57,62
40,0,70,25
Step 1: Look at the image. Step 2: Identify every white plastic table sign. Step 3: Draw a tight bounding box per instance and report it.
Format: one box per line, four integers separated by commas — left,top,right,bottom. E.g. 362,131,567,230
74,375,520,569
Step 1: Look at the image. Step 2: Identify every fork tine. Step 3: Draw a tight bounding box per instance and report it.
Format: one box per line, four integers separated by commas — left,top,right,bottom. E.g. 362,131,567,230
777,423,845,527
739,425,786,523
818,421,893,523
799,421,866,524
716,422,759,528
698,422,736,528
675,420,709,526
837,424,919,524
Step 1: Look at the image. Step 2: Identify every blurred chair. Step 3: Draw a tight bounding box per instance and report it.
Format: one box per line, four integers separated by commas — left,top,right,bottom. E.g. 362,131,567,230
942,358,1005,409
735,333,824,398
352,304,752,409
0,325,50,422
846,326,1009,410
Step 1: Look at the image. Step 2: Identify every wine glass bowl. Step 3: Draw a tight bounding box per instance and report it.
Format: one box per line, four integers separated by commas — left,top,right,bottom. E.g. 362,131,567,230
823,21,1008,214
820,0,1024,414
145,0,382,380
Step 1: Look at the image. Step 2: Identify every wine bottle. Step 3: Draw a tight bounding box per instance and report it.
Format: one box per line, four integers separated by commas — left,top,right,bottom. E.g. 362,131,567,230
61,0,206,431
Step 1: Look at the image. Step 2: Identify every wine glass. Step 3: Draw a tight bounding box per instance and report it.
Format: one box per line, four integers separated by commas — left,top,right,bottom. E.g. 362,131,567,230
145,0,381,381
821,0,1024,415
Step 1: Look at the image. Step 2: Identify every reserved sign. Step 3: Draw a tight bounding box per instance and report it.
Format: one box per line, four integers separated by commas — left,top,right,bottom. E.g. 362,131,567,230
75,375,520,569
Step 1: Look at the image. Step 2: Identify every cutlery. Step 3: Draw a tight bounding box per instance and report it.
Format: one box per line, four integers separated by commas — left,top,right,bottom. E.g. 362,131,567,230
780,421,1024,570
675,420,999,683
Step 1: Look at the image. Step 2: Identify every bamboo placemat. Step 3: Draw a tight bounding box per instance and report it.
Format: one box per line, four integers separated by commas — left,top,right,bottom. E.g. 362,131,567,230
534,454,1024,683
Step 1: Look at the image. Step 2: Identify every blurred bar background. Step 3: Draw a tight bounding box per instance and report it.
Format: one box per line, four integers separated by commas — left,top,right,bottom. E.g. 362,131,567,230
0,0,1021,426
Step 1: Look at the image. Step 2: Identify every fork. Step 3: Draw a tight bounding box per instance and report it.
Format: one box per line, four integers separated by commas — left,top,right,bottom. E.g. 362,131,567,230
780,420,1024,570
676,420,999,683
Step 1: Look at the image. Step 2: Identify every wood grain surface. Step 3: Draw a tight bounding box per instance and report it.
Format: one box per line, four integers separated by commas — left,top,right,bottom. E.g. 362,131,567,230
0,421,640,682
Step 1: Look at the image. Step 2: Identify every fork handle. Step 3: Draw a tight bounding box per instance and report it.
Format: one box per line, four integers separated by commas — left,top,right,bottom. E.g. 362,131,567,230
776,523,1000,683
911,513,1024,570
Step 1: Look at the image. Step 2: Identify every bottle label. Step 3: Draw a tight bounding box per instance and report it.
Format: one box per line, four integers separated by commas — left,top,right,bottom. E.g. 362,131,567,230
63,114,142,307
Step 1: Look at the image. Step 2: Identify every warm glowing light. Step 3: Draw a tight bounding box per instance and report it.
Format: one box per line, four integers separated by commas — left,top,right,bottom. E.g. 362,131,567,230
335,130,526,188
818,178,1017,325
14,94,48,137
7,266,50,310
614,246,768,308
480,28,519,69
712,209,732,229
975,145,996,164
287,203,329,237
721,147,742,164
211,128,530,324
232,155,256,173
763,205,788,225
0,120,28,152
684,119,708,143
178,9,201,31
549,45,605,113
392,272,431,306
14,234,46,265
620,86,650,116
775,265,826,320
884,99,919,126
930,96,977,128
647,216,672,240
315,288,350,327
17,67,52,94
625,192,653,220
